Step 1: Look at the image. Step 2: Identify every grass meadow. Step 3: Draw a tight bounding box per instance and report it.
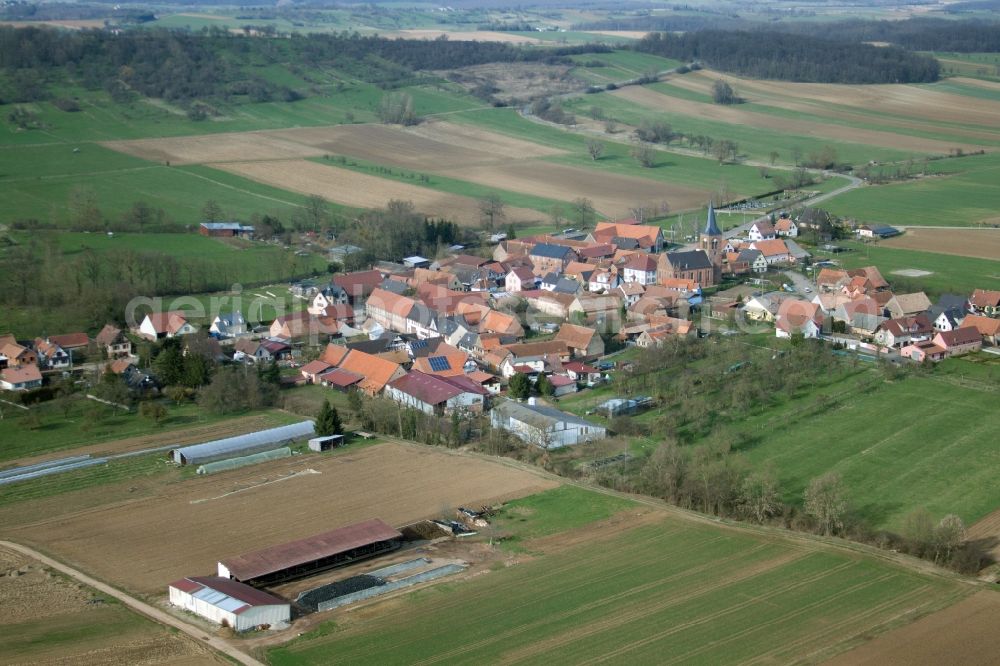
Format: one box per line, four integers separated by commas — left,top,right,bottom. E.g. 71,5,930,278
268,485,968,665
732,360,1000,531
821,153,1000,227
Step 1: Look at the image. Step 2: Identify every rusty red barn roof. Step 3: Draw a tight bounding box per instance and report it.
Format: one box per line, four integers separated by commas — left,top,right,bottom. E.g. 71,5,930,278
219,519,401,582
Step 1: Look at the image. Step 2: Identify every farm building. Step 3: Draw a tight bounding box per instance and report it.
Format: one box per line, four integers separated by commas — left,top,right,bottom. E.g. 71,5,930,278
491,398,606,449
170,420,315,465
167,576,289,632
217,519,402,585
199,222,255,238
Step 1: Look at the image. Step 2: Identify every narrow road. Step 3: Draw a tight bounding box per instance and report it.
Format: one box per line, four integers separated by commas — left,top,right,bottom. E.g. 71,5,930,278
0,540,266,666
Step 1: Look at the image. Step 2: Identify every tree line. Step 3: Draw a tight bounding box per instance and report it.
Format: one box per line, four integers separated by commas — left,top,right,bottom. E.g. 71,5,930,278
634,30,940,83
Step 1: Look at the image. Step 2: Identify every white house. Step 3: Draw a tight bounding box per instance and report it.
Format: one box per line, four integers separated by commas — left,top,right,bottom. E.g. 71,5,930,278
139,311,196,340
588,268,619,293
33,338,70,369
310,284,349,314
774,218,798,237
490,398,606,448
621,254,658,285
168,576,289,632
748,220,776,242
749,239,791,265
0,365,43,391
505,267,536,293
210,311,247,338
384,371,487,415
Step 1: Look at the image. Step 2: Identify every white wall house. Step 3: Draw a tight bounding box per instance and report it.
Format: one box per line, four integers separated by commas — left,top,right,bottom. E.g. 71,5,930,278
748,221,776,242
384,371,486,415
168,577,290,632
490,398,606,448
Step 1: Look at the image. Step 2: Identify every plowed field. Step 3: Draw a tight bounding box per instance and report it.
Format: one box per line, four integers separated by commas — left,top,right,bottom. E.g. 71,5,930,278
3,442,556,594
883,228,1000,260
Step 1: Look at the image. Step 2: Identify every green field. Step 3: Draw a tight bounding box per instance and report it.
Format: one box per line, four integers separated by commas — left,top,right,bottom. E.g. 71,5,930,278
269,485,968,665
0,143,333,225
821,153,1000,227
734,360,1000,531
933,52,1000,81
814,240,1000,296
0,401,298,465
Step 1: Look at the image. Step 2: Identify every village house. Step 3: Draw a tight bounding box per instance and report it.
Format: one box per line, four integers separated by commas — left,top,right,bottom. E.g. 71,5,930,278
505,267,536,293
491,398,606,448
774,217,798,237
900,340,947,363
874,314,933,349
774,299,823,339
621,254,658,285
748,220,776,242
338,349,406,396
932,327,983,357
857,224,901,239
883,292,932,320
529,243,578,275
618,281,645,307
969,289,1000,317
588,267,620,294
816,268,850,293
269,311,339,342
554,323,605,360
749,239,791,265
210,311,247,338
635,317,695,347
33,338,71,369
365,288,418,334
411,349,470,377
333,269,384,305
95,324,133,359
309,284,349,313
570,294,622,328
138,311,196,340
959,315,1000,345
385,371,487,415
590,221,665,253
0,364,43,391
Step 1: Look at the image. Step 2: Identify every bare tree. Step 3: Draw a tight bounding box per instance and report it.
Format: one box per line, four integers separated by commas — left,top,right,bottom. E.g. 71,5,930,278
478,193,505,231
738,467,782,523
804,472,848,536
769,150,780,165
603,119,618,134
586,138,605,161
631,141,655,168
549,203,565,231
571,198,595,227
933,514,966,564
201,199,223,223
713,139,739,165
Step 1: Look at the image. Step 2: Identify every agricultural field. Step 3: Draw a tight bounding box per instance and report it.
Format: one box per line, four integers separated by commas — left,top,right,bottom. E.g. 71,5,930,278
881,228,1000,261
268,484,972,665
733,361,1000,532
821,152,1000,227
0,545,221,665
933,52,1000,82
815,240,1000,296
0,442,556,595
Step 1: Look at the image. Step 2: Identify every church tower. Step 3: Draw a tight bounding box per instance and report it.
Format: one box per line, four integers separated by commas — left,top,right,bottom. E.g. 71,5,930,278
700,203,724,282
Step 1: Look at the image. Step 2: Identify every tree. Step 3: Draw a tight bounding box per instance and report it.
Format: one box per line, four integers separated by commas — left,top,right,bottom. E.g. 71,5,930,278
549,204,565,231
505,223,517,240
314,399,344,437
153,340,185,387
585,138,605,161
201,200,223,223
69,186,102,230
536,373,554,397
198,365,275,414
377,92,419,126
631,142,656,168
769,150,780,165
298,194,331,231
790,145,803,166
478,193,505,231
738,467,782,523
711,80,740,105
713,139,739,164
139,400,167,425
508,372,531,400
804,471,848,536
571,198,596,227
932,514,966,564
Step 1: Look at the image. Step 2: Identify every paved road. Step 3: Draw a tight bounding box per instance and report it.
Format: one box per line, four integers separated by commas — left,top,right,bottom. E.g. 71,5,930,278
782,269,814,296
0,540,266,666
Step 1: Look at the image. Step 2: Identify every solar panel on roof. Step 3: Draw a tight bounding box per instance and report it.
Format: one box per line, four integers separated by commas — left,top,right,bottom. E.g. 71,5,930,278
427,356,450,372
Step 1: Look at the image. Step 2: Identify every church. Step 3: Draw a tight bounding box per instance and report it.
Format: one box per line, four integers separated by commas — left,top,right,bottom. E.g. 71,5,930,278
657,204,724,288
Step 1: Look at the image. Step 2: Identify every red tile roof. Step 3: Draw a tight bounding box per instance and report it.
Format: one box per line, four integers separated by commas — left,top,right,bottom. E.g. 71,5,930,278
47,332,90,349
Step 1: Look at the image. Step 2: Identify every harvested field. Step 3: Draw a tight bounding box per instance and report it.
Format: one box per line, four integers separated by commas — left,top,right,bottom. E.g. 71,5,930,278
268,121,566,169
613,85,987,154
883,228,1000,261
0,546,218,665
826,591,1000,666
0,19,106,29
215,159,542,223
668,70,1000,140
103,132,324,165
434,160,710,216
585,30,650,39
2,442,556,594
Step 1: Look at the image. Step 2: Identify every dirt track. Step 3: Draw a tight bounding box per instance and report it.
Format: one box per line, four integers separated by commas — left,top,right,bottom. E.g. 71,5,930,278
825,591,1000,665
883,228,1000,260
3,442,556,594
967,506,1000,563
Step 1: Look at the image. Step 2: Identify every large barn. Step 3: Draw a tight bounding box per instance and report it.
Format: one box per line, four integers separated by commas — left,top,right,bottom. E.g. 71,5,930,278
170,421,315,465
217,519,402,586
167,576,290,632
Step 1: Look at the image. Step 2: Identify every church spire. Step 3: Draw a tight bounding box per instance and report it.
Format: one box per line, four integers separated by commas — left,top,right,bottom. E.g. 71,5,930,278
703,202,721,236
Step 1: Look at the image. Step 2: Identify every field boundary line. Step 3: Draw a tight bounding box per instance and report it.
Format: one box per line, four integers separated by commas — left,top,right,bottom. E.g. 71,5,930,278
176,167,306,208
0,540,265,666
189,468,320,504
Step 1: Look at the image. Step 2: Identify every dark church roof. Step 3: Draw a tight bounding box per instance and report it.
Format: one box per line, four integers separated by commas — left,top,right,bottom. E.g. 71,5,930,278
703,203,722,237
666,250,713,270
